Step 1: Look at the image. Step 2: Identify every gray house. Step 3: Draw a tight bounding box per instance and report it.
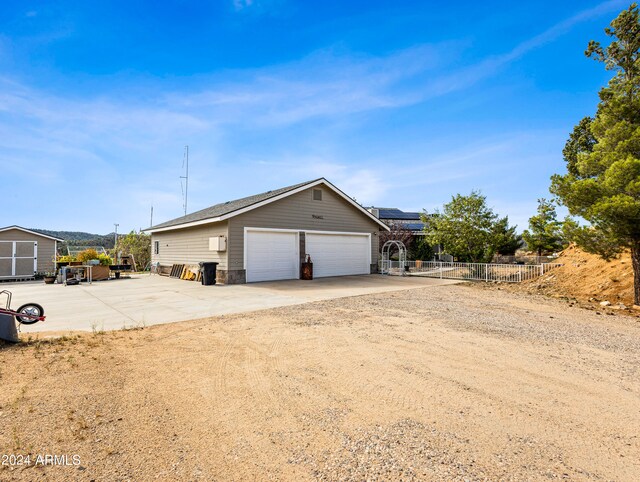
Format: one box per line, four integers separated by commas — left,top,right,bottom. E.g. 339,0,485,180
0,226,63,280
147,178,389,284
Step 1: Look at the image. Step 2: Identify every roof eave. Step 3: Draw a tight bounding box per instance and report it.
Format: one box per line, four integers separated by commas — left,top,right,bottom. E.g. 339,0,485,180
0,225,65,242
146,178,390,233
144,216,224,233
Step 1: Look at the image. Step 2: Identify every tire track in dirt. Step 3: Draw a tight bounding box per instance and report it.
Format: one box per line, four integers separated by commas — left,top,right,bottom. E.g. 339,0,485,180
275,325,428,425
386,325,640,438
214,335,237,395
5,285,640,480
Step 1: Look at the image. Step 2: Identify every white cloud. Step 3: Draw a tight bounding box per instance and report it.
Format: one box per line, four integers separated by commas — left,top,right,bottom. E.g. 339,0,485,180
231,0,286,15
1,0,620,232
233,0,253,10
277,159,388,204
166,0,624,128
161,43,442,128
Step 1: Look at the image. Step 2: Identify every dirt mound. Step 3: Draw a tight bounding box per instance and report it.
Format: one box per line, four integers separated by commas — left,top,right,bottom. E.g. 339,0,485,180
519,244,634,307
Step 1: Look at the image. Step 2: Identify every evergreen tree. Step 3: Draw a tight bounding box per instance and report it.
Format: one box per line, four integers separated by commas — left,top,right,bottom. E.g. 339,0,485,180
550,3,640,304
522,199,565,256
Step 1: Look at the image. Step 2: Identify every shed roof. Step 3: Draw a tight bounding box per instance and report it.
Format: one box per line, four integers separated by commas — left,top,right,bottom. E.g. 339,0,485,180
0,226,64,242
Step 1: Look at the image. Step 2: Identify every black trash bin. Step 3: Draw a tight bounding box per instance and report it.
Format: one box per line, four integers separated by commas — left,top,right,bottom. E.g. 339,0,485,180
199,262,218,285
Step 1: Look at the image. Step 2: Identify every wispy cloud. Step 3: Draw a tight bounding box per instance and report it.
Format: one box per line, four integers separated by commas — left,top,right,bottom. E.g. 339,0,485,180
415,0,628,100
256,157,388,204
507,0,626,60
170,0,626,128
231,0,285,15
163,43,443,126
0,1,621,231
233,0,255,11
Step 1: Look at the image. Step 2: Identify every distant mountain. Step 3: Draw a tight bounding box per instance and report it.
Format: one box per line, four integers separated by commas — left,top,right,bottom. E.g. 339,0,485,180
32,229,116,249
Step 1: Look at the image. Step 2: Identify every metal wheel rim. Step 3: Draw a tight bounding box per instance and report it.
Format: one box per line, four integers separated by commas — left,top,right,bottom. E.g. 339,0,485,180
20,306,40,317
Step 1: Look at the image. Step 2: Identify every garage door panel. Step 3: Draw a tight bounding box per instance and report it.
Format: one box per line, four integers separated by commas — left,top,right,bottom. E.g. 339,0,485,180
306,233,370,278
246,231,298,282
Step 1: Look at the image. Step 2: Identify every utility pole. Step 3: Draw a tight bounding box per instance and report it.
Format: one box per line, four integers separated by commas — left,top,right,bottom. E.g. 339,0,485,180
180,145,189,216
114,223,119,265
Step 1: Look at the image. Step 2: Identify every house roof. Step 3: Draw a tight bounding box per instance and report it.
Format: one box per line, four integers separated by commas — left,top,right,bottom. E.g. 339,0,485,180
147,178,390,233
403,223,426,232
0,225,64,242
374,208,422,220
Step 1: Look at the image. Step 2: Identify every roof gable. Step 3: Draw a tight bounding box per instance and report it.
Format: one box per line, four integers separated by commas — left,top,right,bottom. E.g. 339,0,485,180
147,178,389,233
0,226,64,241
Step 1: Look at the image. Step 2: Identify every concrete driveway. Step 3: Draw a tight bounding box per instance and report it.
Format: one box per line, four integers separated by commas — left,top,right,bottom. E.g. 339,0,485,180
2,274,459,334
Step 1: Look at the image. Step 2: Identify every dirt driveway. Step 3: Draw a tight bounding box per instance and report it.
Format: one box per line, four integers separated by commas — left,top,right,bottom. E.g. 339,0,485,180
1,284,639,480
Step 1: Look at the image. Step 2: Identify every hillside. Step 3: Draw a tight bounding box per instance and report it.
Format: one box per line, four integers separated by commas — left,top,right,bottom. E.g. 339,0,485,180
32,229,115,248
515,244,635,308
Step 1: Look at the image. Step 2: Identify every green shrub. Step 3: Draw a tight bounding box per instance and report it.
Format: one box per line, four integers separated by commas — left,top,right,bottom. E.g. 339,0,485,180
97,253,113,266
116,231,151,270
77,249,99,263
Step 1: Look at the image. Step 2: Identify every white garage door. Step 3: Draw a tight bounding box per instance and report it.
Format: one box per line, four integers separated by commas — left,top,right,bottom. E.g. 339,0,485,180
246,230,298,283
305,233,370,278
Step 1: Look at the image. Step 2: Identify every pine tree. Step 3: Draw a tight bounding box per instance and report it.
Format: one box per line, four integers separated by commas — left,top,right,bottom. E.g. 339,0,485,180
551,3,640,304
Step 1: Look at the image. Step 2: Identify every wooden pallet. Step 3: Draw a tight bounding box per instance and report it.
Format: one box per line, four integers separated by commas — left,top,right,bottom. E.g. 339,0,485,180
169,264,184,278
168,264,201,282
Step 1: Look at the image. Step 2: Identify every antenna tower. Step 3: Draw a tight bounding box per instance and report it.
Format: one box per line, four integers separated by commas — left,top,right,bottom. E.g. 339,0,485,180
180,145,189,216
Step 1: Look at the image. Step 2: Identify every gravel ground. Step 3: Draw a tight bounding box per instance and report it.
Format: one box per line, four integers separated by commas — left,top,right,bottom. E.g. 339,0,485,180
1,283,639,480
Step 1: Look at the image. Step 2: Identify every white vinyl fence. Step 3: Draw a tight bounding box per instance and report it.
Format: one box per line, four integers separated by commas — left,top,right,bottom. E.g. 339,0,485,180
493,254,559,265
380,260,562,283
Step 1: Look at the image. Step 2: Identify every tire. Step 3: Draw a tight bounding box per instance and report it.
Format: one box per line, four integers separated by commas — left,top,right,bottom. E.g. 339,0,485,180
16,303,44,325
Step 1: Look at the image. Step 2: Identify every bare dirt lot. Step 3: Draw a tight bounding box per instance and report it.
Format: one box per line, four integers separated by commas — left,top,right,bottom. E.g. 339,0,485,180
1,284,639,481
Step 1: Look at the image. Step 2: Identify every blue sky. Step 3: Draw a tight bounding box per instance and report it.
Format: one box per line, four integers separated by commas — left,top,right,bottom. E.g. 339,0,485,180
0,0,625,233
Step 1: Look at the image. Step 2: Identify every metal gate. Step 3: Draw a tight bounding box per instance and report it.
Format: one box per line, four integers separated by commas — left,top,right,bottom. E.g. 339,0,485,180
0,241,38,279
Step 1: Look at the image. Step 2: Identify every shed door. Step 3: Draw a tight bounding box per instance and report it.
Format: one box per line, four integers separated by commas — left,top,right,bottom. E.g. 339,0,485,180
0,241,37,278
0,242,12,278
245,230,298,283
305,233,370,278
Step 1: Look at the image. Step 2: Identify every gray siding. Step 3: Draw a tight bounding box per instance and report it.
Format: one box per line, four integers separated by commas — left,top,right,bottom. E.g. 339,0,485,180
227,186,380,271
151,221,228,270
0,228,57,273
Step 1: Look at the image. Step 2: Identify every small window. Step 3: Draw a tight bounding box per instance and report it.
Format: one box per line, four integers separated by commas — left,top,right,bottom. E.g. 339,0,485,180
313,188,323,201
154,241,159,255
